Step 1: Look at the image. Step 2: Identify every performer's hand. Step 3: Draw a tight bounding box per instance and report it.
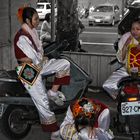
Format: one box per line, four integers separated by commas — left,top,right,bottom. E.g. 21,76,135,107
17,57,32,64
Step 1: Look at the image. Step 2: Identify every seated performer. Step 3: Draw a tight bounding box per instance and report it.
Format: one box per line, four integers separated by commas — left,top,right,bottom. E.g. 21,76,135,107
103,17,140,100
60,97,114,140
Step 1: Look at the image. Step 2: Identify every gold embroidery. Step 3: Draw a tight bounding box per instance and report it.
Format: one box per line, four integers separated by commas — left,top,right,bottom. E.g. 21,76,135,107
18,63,41,85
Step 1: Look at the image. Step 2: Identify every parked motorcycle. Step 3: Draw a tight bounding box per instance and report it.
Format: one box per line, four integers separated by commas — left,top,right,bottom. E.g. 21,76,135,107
114,70,140,140
111,6,140,139
0,41,92,140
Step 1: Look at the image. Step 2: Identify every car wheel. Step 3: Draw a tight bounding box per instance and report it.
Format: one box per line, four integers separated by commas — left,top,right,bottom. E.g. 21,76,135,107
89,23,93,26
88,21,93,26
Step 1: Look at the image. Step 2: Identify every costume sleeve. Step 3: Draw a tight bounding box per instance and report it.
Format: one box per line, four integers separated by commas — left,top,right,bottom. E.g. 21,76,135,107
60,106,79,140
98,108,110,131
116,32,131,63
97,109,114,139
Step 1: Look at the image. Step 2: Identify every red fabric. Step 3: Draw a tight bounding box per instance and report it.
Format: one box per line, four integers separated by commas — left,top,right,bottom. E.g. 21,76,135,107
123,84,139,95
129,47,140,68
89,99,108,128
53,76,70,85
41,122,59,132
70,98,108,128
14,29,38,59
14,30,27,59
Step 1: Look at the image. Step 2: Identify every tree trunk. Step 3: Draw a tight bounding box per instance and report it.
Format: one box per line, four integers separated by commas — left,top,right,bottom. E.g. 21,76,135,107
56,0,78,51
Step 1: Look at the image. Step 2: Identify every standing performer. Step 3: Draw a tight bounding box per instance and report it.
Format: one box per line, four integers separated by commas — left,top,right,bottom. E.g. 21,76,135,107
14,6,70,140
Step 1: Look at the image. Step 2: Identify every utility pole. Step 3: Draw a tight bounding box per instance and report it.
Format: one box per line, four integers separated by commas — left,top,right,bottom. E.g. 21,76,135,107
50,0,55,41
56,0,78,51
8,0,11,45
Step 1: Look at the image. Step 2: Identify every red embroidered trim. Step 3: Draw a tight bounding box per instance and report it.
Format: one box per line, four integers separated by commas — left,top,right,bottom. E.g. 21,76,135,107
53,76,70,85
41,122,59,132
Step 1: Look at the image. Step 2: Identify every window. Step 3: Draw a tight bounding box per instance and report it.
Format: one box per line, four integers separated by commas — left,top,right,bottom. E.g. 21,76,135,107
94,6,113,12
37,4,44,9
46,4,51,9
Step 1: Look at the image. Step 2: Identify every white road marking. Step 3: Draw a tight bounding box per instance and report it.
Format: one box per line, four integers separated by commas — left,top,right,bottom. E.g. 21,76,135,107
83,31,117,35
37,27,116,46
82,42,113,46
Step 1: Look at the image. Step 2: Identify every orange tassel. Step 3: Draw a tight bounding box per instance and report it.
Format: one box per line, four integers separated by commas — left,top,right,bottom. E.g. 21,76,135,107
17,4,28,23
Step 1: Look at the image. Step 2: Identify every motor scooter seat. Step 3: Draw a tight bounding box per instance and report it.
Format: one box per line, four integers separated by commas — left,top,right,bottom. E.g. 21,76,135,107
117,76,140,88
0,70,18,80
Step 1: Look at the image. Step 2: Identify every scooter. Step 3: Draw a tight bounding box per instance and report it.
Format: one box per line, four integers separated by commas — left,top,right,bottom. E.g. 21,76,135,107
110,41,140,139
114,70,140,140
111,5,140,139
0,41,92,140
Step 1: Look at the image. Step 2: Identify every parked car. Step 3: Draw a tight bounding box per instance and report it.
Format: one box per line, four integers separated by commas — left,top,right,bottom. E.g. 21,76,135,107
88,3,120,26
36,2,57,20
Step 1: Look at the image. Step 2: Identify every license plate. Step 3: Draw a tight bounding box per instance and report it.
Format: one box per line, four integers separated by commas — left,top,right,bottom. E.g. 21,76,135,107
121,101,140,115
95,19,101,22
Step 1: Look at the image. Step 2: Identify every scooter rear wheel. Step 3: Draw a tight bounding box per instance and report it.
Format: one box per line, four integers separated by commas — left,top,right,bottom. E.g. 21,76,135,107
0,105,31,140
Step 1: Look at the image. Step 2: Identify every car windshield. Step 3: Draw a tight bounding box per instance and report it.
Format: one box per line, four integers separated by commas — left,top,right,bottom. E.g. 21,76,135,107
36,4,44,9
94,6,113,12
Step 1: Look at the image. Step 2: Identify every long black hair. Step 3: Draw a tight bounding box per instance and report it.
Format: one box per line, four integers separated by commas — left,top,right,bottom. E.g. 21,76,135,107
22,7,37,24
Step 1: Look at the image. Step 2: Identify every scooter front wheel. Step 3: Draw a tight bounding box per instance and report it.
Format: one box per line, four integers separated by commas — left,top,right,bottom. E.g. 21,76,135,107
0,105,31,140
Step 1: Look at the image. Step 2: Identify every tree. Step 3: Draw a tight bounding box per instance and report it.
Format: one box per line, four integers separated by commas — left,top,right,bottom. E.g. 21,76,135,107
56,0,79,51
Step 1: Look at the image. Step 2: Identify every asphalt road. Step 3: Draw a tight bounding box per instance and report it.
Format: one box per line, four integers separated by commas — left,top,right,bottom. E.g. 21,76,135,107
38,18,118,54
79,19,118,54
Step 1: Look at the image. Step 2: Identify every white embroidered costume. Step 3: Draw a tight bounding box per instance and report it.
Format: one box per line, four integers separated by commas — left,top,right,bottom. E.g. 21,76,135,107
103,32,139,99
14,23,70,132
60,99,114,140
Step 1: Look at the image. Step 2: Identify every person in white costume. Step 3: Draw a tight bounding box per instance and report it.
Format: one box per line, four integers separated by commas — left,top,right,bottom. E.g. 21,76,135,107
103,17,140,100
40,13,52,43
14,6,70,140
60,97,114,140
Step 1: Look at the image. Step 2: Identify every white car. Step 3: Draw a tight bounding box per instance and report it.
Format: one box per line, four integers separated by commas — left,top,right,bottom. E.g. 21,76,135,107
88,3,120,26
36,2,57,20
